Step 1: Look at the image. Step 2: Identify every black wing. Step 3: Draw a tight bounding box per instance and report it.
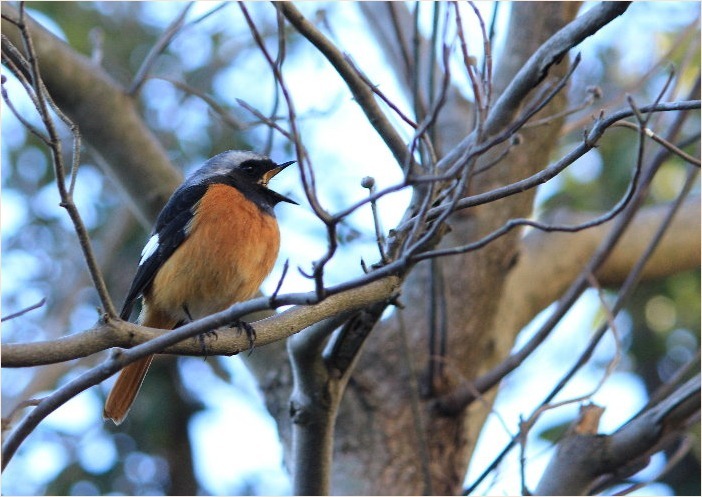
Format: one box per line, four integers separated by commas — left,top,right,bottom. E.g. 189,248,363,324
119,183,208,320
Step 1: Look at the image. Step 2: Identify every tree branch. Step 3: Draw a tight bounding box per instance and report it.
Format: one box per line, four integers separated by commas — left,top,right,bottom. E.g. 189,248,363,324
1,275,401,469
435,2,631,172
535,375,700,495
287,315,349,496
2,276,401,368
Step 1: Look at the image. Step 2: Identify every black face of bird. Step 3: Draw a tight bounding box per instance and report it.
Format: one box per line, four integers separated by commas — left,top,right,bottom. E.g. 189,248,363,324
234,158,298,206
233,157,296,187
190,150,298,206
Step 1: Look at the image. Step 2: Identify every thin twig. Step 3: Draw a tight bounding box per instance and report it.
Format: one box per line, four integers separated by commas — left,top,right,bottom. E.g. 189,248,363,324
0,75,49,144
426,2,441,146
269,259,290,308
523,85,601,129
612,120,701,167
1,298,46,321
361,177,388,264
343,54,419,129
128,3,194,95
518,416,532,496
453,2,485,135
468,1,493,117
236,97,293,139
1,398,41,433
157,76,247,130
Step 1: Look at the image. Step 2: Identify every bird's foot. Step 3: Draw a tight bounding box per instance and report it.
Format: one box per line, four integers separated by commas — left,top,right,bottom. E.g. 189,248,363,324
197,329,219,359
233,320,256,354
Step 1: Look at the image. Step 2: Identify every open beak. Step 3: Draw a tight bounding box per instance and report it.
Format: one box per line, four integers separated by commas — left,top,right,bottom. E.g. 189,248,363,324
263,160,298,205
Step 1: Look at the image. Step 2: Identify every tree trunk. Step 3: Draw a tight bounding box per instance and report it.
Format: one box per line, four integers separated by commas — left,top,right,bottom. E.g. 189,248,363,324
328,4,580,494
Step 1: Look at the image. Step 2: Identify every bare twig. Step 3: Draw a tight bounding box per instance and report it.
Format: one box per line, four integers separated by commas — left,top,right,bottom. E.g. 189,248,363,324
1,299,46,321
468,1,493,117
613,120,701,167
128,3,194,95
1,398,42,433
236,97,292,139
524,85,601,129
518,415,531,496
157,76,247,130
269,259,290,307
343,54,418,128
361,176,388,264
0,55,50,144
453,2,485,135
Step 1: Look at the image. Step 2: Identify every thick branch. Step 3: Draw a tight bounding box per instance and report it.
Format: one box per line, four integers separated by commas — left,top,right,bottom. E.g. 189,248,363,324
436,2,630,171
497,195,700,342
287,315,350,496
484,1,629,135
1,276,401,368
1,4,179,226
535,375,700,495
1,276,401,469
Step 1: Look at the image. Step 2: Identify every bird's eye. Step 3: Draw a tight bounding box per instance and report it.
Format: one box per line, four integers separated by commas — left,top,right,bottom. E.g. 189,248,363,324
240,163,255,174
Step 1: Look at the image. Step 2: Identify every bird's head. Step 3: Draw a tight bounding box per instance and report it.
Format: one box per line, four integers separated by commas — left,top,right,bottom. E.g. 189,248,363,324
188,150,298,206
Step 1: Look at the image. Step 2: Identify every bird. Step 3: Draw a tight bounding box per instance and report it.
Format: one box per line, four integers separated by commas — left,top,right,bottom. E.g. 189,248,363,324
103,150,296,425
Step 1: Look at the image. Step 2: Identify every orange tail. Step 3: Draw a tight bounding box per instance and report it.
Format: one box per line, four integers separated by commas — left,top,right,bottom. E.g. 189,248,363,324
104,309,175,425
103,354,154,425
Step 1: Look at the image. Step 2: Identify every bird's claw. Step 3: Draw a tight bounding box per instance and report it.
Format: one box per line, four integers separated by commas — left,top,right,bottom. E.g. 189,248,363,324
233,320,256,355
197,330,219,360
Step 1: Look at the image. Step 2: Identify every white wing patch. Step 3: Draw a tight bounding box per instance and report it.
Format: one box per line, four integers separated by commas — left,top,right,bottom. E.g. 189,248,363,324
139,234,159,266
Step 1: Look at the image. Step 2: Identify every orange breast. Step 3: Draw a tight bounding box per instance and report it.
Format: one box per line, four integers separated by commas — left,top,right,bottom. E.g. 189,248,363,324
145,183,280,323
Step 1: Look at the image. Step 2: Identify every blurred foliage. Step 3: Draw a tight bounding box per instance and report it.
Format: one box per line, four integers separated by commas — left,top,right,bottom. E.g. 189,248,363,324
1,2,699,495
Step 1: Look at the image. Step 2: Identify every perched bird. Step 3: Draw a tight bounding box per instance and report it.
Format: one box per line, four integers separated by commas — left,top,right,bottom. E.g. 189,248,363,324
104,150,296,425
